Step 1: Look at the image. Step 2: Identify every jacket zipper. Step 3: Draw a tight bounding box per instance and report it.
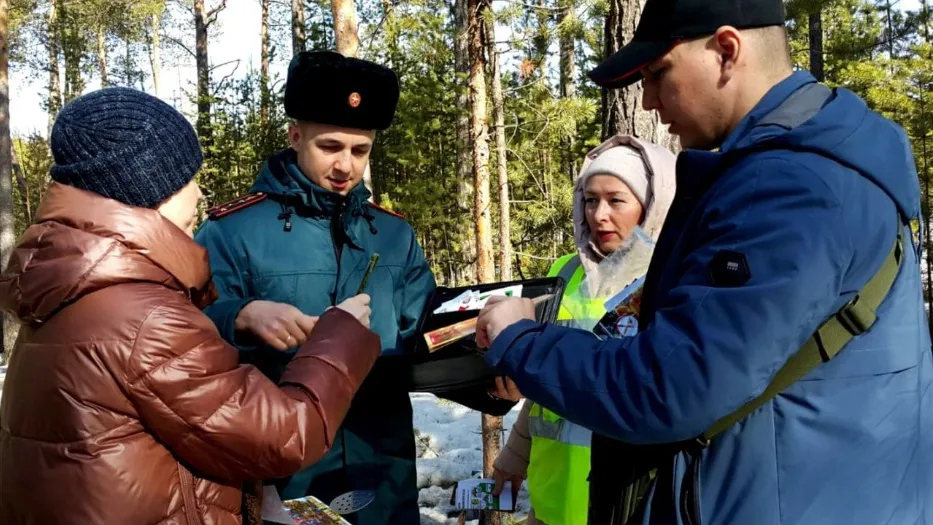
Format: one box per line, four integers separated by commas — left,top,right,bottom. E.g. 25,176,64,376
178,463,200,524
329,204,346,307
328,203,352,498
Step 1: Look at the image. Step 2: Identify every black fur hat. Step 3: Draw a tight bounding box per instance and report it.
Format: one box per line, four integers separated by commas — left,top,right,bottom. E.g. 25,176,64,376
284,51,400,131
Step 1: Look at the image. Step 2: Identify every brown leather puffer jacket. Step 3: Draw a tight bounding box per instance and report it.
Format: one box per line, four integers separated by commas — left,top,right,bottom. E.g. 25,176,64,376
0,183,380,525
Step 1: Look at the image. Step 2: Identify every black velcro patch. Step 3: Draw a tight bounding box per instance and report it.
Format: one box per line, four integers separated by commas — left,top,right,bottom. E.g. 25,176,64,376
708,250,751,287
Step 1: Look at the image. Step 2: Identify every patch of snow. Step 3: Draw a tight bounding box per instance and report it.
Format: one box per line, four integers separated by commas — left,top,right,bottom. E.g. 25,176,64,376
413,393,531,524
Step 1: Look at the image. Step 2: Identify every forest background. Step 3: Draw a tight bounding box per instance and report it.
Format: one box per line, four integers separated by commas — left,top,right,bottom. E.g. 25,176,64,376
0,1,929,522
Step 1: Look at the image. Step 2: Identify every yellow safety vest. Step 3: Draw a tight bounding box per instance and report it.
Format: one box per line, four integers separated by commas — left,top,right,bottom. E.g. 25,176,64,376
526,254,605,525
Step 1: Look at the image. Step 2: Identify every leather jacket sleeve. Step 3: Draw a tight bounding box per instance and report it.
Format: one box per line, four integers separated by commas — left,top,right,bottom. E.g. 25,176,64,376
124,303,379,482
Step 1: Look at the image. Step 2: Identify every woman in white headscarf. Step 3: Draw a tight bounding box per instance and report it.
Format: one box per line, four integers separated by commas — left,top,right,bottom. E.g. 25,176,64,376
491,135,677,525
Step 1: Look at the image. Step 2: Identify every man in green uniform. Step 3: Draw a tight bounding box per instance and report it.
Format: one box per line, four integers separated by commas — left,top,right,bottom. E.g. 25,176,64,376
195,50,436,524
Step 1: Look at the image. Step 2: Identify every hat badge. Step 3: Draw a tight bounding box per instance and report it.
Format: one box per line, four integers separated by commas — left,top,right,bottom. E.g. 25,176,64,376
348,92,361,108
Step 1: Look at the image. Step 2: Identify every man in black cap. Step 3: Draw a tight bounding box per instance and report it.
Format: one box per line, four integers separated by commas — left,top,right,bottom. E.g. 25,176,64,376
195,51,436,524
475,0,933,524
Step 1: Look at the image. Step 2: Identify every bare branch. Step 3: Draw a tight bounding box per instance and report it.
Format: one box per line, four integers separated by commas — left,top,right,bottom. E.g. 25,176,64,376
206,0,227,26
364,3,395,52
209,58,239,72
164,35,196,58
508,1,559,11
506,147,549,196
514,251,560,261
170,0,195,17
212,59,240,93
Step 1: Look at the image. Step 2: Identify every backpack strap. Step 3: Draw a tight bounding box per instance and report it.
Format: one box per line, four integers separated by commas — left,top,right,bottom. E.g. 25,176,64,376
697,219,906,446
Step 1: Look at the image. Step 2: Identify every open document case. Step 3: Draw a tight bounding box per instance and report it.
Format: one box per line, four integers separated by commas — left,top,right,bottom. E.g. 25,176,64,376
405,277,566,415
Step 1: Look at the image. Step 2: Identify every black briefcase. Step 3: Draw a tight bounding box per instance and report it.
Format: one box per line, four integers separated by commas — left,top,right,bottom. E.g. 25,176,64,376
406,277,566,416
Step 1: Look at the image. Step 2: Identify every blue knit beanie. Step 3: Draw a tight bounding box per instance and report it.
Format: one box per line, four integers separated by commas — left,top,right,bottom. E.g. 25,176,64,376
49,87,203,209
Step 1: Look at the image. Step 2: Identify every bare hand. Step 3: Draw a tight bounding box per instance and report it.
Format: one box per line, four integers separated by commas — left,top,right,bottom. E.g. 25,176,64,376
489,376,523,402
492,467,524,502
476,296,537,349
235,300,318,351
332,294,372,329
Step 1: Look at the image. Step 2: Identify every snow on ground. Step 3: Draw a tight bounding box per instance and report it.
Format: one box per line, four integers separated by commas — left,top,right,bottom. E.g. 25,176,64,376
413,392,530,525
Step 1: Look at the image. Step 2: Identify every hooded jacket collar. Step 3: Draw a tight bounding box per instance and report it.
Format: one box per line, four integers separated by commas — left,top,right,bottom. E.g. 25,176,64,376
0,183,215,325
252,149,372,218
571,134,678,280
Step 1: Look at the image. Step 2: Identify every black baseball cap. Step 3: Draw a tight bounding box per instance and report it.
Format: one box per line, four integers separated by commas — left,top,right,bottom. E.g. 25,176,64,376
588,0,786,89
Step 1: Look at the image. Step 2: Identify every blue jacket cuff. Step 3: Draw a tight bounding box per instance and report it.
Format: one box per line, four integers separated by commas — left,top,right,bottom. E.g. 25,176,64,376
484,319,541,369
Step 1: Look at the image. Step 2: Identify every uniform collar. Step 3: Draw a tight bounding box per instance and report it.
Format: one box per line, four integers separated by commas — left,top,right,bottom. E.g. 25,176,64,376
262,149,371,217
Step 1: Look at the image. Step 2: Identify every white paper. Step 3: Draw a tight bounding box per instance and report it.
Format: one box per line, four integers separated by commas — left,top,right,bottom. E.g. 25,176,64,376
261,485,297,524
433,285,524,314
452,478,514,511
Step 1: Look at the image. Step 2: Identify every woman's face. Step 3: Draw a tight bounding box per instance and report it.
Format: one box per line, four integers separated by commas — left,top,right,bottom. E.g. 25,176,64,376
157,180,203,238
584,174,644,254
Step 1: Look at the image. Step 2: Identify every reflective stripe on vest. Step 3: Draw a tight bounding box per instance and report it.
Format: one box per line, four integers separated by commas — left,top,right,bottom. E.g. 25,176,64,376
548,254,605,323
527,403,592,446
556,254,582,285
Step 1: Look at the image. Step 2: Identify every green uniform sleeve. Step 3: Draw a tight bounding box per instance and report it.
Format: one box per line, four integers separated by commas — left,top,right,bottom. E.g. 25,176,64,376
195,220,258,350
395,230,436,351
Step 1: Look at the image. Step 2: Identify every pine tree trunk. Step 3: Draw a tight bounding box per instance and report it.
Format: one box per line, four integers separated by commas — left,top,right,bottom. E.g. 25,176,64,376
808,10,824,82
921,0,933,332
292,0,306,55
148,9,162,96
194,0,212,151
558,0,575,99
97,25,108,87
454,0,476,285
11,143,29,225
127,35,136,88
469,1,500,523
260,0,271,128
329,0,372,200
602,0,677,152
558,0,577,181
47,0,61,137
886,0,895,62
0,0,18,356
61,3,83,104
469,0,493,285
533,0,550,85
484,2,512,281
331,0,360,58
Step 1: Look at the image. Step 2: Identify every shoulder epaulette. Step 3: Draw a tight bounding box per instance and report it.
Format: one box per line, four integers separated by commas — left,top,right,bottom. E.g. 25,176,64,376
367,202,405,220
207,192,268,220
